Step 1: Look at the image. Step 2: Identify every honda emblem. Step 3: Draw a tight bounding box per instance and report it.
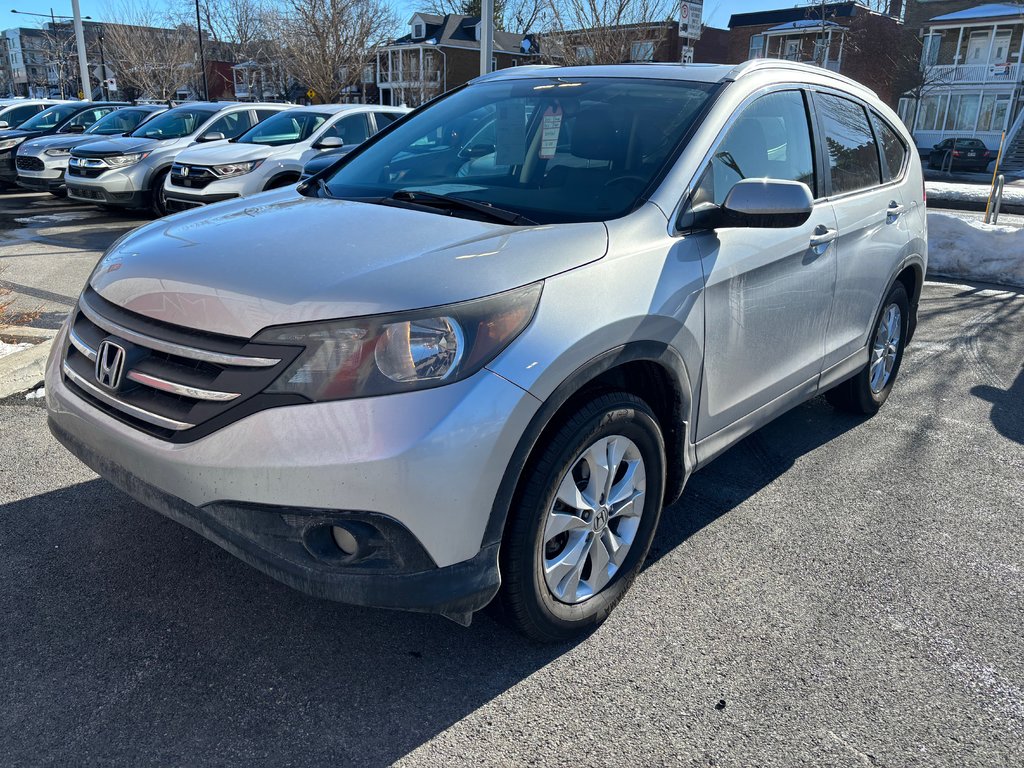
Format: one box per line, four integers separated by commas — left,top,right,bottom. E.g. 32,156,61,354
95,340,127,390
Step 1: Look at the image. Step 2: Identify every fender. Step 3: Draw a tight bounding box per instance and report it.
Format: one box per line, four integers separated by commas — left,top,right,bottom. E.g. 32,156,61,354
480,341,696,551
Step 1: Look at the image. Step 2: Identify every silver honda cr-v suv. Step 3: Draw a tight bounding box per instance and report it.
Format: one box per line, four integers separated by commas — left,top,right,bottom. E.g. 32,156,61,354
46,61,927,641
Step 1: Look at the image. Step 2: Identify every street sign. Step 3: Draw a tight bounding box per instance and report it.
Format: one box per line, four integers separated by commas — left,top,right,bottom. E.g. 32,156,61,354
77,90,84,99
679,1,703,40
307,89,317,100
92,65,114,81
681,45,694,64
105,78,117,93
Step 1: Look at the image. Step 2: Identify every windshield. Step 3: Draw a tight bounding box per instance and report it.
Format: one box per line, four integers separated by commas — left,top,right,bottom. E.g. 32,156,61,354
321,77,715,224
237,110,328,146
17,104,79,131
131,108,216,140
87,108,154,136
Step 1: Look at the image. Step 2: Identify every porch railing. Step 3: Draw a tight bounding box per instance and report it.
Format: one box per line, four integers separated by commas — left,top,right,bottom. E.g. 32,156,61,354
925,62,1020,84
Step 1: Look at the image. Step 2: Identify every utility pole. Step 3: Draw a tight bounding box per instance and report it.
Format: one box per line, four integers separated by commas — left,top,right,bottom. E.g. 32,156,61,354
71,0,91,100
98,33,108,101
480,0,494,76
194,0,209,100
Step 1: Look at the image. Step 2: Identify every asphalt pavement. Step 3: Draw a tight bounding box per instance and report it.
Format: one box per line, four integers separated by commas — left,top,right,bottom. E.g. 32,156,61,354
1,191,1023,767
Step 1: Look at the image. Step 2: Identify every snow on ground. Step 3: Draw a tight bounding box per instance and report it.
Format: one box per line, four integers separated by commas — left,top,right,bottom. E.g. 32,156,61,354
0,341,31,360
927,181,1024,205
928,211,1024,288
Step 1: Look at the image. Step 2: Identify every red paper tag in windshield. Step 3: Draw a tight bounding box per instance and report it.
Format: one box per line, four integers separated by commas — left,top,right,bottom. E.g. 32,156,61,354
539,104,563,160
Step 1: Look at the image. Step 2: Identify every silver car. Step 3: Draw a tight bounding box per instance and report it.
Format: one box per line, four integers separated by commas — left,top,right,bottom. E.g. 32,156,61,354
164,104,409,211
65,101,290,215
15,105,167,196
46,62,927,640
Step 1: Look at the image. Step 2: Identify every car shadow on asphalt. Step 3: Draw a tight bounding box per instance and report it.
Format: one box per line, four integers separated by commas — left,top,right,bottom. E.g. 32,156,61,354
0,395,869,766
647,395,867,569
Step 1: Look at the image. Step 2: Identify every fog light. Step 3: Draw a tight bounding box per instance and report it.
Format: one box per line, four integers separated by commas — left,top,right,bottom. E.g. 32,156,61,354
331,525,359,556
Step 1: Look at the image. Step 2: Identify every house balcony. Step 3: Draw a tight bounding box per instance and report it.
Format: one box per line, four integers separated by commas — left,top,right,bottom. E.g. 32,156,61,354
376,70,441,87
924,62,1020,85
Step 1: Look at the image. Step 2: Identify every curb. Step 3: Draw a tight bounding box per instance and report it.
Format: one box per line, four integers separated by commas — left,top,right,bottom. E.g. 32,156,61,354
0,328,57,399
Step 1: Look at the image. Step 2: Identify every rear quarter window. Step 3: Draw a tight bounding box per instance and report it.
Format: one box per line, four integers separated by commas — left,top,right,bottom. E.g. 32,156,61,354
871,114,907,182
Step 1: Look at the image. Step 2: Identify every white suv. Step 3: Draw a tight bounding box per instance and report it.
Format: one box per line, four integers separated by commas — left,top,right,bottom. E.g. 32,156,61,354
164,104,409,210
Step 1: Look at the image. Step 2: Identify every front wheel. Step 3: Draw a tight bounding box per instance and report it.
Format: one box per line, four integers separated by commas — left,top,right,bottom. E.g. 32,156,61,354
826,281,910,415
150,169,170,216
497,393,666,642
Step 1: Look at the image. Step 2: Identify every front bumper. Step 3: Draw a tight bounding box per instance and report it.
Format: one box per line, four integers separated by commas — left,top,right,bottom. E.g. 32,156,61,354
17,169,65,192
164,188,240,211
45,325,541,618
66,165,149,208
0,151,16,183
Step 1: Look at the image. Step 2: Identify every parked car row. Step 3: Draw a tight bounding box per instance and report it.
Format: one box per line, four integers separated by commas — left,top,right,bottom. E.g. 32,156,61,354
2,98,409,215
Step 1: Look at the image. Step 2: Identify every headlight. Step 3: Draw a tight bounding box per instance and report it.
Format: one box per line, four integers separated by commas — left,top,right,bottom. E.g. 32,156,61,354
0,137,25,151
255,282,542,401
44,148,70,157
104,152,150,167
210,160,263,178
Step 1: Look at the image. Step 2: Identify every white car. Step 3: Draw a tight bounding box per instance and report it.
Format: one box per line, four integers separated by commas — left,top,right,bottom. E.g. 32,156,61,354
164,104,409,210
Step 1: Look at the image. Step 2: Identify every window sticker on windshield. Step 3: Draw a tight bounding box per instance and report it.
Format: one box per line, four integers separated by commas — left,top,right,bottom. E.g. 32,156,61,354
539,105,563,160
495,100,527,167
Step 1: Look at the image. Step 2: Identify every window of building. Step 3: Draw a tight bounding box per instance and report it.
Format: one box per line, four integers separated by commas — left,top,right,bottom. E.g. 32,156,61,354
784,39,801,61
816,92,881,195
944,93,980,131
915,93,948,131
922,33,940,68
413,22,425,39
748,34,764,59
977,93,1011,131
631,41,655,62
576,46,595,63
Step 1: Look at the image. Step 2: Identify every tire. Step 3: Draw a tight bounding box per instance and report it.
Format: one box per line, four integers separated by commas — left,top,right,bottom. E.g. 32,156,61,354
49,188,67,198
150,169,170,217
496,392,666,642
825,281,910,415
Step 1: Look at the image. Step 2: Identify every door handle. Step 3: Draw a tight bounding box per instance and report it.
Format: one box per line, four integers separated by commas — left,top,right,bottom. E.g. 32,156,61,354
809,225,837,254
886,201,905,221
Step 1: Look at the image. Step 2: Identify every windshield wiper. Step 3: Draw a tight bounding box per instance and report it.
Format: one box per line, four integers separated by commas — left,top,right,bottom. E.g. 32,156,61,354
389,189,535,226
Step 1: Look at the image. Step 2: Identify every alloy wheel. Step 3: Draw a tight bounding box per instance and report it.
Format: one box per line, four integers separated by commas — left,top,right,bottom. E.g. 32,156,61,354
870,302,902,394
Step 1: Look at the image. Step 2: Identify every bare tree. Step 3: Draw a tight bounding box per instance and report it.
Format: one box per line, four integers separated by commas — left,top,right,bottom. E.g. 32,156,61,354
276,0,397,103
102,1,196,100
198,0,286,99
427,0,546,33
36,29,78,99
542,0,676,65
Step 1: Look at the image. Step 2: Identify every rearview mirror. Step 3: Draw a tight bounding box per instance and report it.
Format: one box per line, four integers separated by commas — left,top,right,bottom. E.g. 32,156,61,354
199,131,226,142
316,135,344,149
715,179,814,229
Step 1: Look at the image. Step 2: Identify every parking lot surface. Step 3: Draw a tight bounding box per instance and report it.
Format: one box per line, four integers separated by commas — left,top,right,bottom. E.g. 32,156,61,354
1,191,1023,766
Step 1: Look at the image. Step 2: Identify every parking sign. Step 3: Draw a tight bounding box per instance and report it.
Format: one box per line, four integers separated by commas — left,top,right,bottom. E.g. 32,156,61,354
679,1,703,40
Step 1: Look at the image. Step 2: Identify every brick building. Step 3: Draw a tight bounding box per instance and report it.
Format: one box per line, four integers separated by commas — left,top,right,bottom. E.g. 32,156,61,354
727,2,905,104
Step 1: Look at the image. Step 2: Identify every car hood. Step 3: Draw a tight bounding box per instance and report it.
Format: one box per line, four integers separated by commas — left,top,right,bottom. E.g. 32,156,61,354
175,142,274,166
73,136,161,157
21,133,112,152
0,129,37,142
90,190,609,338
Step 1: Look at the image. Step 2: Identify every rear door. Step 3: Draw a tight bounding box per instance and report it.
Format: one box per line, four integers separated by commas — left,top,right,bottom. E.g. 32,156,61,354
693,88,838,442
812,91,912,370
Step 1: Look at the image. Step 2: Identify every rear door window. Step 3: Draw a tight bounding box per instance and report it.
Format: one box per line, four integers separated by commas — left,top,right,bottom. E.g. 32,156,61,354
816,93,882,196
205,110,255,139
65,107,116,130
870,114,907,182
3,103,45,126
322,113,371,146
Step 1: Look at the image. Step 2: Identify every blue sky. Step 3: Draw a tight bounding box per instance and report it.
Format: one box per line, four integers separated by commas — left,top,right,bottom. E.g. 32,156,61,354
1,0,777,32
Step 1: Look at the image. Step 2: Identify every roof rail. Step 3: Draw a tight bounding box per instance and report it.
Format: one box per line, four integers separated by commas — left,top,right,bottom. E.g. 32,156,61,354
471,64,557,83
727,59,876,98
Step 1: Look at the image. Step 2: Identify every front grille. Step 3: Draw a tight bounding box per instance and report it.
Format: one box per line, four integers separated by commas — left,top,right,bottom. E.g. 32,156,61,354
62,288,305,441
67,186,105,200
68,164,104,179
16,155,44,171
170,163,217,189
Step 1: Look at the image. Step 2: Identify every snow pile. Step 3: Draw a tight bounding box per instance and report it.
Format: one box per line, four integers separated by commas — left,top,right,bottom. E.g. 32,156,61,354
927,211,1024,288
24,387,45,400
927,181,1024,206
0,341,31,360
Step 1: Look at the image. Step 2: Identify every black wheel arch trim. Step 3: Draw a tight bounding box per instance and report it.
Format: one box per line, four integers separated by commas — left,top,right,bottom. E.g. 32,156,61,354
481,341,695,552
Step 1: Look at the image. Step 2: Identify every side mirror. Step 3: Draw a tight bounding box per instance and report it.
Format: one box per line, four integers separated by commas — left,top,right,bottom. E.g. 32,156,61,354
933,144,941,150
199,131,226,142
315,135,344,149
0,121,9,129
700,179,814,229
65,124,86,134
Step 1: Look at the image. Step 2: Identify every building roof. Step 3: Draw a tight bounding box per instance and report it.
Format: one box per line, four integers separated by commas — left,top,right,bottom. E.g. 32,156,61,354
729,1,872,29
765,19,844,32
928,3,1024,23
390,13,535,55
